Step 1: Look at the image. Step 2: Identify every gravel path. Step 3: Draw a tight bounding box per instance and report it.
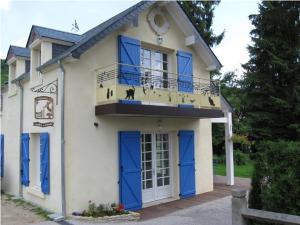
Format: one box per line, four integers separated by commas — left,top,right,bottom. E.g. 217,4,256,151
30,196,232,225
1,195,46,225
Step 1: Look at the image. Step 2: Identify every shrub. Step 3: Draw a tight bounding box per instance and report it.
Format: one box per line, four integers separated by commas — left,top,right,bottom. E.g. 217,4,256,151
217,154,226,164
231,134,252,153
249,140,300,216
234,150,248,165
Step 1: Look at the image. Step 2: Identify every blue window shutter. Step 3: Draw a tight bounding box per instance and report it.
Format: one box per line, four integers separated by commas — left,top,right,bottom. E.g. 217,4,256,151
177,51,193,93
21,133,30,186
119,131,142,210
178,130,195,198
0,134,4,178
118,35,141,86
40,133,49,194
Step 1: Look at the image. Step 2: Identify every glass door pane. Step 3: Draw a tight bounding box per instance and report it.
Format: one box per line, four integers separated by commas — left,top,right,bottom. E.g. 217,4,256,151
155,133,170,187
141,134,153,190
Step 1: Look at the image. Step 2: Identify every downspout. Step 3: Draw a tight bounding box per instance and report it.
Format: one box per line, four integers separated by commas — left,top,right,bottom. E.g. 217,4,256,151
58,60,66,218
16,80,24,198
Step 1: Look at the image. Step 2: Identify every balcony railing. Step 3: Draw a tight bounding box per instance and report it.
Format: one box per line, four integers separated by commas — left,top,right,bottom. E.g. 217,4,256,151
95,63,221,109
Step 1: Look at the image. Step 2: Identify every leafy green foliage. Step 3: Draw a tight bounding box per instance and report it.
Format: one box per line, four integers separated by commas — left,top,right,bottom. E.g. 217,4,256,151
231,134,251,153
234,150,248,166
1,59,9,85
242,1,300,141
249,140,300,215
178,0,224,47
215,150,249,166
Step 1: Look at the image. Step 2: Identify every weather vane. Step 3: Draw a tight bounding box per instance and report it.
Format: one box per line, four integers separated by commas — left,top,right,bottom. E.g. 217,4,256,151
71,20,79,33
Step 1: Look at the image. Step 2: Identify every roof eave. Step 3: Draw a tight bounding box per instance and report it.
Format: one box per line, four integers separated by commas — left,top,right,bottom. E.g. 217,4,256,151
11,72,30,84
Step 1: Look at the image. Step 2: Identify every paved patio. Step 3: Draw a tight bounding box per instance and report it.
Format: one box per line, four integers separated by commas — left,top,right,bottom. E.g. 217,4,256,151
138,175,251,220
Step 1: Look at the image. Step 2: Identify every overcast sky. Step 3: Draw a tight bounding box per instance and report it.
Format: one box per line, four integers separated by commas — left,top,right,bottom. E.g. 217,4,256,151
0,0,259,74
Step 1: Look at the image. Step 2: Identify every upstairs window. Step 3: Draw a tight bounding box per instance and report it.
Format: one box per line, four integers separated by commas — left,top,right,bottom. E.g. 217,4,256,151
141,48,168,89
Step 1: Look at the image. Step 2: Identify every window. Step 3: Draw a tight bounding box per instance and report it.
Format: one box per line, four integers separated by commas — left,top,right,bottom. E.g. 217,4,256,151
141,48,168,89
29,134,41,187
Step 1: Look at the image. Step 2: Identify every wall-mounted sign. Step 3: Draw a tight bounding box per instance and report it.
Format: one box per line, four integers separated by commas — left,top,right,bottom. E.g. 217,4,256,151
33,122,54,127
35,96,54,119
33,96,54,127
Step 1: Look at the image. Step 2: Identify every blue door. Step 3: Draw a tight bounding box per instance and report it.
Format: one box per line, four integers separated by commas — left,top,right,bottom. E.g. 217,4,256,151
119,131,142,210
177,51,193,93
22,133,30,186
118,35,141,86
178,130,195,198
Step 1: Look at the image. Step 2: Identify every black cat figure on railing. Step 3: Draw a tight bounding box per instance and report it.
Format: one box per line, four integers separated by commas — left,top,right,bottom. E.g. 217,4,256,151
125,86,135,100
208,96,215,106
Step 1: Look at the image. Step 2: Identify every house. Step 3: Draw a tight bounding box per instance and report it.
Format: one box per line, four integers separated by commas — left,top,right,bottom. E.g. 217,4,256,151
0,1,234,217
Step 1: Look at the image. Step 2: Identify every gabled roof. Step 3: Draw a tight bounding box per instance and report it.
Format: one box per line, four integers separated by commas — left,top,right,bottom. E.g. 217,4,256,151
6,45,30,62
37,1,222,72
26,25,82,47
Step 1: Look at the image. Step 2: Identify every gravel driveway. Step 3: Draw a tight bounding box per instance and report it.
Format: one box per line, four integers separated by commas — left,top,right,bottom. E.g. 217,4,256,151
1,194,46,225
31,196,232,225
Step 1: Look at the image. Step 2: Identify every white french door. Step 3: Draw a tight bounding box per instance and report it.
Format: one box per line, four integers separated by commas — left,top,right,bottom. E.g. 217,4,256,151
141,133,172,203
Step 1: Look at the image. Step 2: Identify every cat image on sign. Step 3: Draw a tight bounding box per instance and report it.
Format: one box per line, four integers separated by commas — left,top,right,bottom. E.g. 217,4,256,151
208,96,215,106
125,86,135,100
35,96,54,119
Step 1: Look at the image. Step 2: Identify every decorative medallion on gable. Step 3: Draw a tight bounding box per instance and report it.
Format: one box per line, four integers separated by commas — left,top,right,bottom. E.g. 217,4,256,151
147,8,170,36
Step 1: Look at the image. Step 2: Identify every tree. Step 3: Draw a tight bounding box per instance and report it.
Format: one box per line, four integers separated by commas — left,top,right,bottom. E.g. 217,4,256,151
179,1,225,47
242,1,300,141
1,59,8,85
244,1,300,216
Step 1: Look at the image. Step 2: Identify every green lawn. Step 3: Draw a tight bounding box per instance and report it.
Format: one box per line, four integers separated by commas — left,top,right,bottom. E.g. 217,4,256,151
215,161,254,178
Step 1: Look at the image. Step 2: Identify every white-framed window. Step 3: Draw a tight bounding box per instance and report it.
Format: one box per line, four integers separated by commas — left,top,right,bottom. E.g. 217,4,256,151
141,48,168,89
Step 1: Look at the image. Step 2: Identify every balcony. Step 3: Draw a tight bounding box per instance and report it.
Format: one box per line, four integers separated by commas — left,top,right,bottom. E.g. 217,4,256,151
95,63,223,118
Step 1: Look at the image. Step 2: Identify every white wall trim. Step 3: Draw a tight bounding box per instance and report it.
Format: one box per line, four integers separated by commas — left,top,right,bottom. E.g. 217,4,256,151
211,117,228,123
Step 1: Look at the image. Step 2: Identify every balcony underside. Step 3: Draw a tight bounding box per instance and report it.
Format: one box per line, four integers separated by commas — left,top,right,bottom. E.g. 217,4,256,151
95,103,223,118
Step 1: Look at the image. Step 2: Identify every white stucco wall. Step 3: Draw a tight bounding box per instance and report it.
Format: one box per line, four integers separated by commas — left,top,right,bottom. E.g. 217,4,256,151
20,68,62,213
1,46,62,213
1,89,21,196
